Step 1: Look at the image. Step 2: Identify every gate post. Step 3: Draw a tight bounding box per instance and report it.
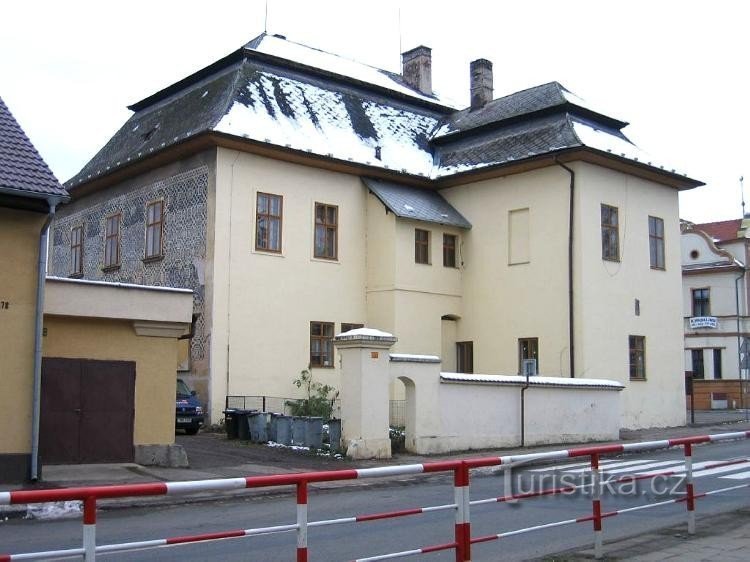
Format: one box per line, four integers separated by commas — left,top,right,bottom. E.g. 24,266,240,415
333,329,397,460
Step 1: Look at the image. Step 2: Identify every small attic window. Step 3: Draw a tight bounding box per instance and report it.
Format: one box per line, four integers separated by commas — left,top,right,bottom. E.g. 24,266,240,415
690,250,699,259
141,124,160,142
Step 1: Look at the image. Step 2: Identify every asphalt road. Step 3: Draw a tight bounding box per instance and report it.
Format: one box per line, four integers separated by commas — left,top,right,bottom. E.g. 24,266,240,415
2,440,750,561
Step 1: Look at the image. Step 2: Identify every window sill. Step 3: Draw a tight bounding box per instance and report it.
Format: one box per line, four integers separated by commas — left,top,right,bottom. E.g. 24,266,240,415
101,264,121,273
602,257,621,263
629,377,647,382
650,266,666,271
142,255,165,264
310,365,335,369
254,248,284,257
311,256,339,264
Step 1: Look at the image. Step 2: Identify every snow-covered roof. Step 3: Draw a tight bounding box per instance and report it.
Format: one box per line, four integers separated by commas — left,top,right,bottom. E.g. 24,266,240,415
65,35,702,192
247,34,456,109
441,372,624,390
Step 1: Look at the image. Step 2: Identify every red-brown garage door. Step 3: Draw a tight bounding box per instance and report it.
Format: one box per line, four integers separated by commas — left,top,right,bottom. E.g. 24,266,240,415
40,358,135,464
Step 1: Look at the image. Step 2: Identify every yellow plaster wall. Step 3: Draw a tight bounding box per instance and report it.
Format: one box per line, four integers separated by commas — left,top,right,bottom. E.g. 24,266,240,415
42,316,178,445
0,208,45,453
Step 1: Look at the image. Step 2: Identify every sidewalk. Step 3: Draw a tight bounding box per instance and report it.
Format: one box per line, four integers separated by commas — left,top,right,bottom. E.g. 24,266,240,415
551,508,750,561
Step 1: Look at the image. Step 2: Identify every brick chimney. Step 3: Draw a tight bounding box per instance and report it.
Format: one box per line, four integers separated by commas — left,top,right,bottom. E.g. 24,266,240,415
401,46,432,95
470,58,493,110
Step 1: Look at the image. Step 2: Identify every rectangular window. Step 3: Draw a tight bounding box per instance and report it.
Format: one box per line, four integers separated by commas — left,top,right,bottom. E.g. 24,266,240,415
692,288,711,317
691,349,704,379
103,213,121,269
310,321,335,368
713,349,722,380
518,338,539,374
601,204,619,261
649,216,665,269
256,192,283,252
144,199,164,259
341,323,364,334
456,341,473,374
629,336,646,380
508,208,530,265
415,229,430,264
443,234,457,268
314,203,338,259
70,225,83,277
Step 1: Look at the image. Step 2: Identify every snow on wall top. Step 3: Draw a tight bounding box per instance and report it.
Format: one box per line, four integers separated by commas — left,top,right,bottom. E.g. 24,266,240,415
248,34,456,109
441,372,624,390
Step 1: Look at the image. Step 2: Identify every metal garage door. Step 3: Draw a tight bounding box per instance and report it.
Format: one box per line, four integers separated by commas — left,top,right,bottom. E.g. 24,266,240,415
40,358,135,464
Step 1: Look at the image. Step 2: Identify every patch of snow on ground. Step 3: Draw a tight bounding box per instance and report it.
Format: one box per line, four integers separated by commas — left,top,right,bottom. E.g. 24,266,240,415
26,501,82,520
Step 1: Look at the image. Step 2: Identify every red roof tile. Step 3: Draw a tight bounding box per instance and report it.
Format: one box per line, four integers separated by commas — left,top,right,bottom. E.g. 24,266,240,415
694,219,742,242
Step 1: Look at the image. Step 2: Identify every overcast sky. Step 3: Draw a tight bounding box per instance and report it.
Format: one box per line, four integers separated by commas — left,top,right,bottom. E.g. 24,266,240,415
2,0,747,223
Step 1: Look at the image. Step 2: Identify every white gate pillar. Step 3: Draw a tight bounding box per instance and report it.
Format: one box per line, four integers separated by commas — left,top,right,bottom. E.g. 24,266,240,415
334,329,397,459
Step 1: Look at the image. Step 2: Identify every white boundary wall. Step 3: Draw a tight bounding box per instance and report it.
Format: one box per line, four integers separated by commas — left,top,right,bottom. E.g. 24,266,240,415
335,330,623,458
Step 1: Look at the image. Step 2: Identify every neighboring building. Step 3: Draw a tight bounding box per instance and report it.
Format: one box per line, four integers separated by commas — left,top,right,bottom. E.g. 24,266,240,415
0,96,69,481
1,96,192,483
50,34,702,429
681,219,749,409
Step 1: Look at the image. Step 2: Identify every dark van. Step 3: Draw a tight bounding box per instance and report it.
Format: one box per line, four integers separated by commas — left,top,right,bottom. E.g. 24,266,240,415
176,378,204,435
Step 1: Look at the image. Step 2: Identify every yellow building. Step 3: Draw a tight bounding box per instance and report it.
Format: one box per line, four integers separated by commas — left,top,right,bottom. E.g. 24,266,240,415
50,35,702,429
0,96,69,482
1,97,193,483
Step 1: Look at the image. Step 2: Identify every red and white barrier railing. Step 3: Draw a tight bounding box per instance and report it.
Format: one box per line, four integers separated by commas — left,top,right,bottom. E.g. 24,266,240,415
2,430,750,561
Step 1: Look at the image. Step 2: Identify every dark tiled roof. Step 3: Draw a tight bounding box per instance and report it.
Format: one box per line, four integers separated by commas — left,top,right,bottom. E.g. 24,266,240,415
363,177,471,229
435,114,580,175
65,35,701,191
0,96,67,200
431,82,627,141
694,219,742,242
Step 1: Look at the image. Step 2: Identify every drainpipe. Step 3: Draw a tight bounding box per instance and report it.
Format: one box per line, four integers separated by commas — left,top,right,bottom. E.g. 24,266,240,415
520,372,530,447
30,200,57,481
736,268,747,420
555,159,576,378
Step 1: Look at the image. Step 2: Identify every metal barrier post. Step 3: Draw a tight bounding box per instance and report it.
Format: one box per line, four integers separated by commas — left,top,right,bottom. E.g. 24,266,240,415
591,453,603,559
684,443,696,534
83,496,97,561
297,481,308,562
454,462,471,562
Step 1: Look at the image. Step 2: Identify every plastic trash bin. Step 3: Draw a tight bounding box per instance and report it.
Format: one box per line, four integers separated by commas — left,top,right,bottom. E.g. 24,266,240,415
304,417,323,449
327,419,342,453
271,414,292,445
248,412,269,443
223,409,239,439
291,416,307,446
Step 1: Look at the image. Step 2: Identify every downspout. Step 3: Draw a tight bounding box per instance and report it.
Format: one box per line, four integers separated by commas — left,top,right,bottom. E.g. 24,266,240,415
520,373,530,447
30,200,57,481
555,159,576,378
735,268,746,418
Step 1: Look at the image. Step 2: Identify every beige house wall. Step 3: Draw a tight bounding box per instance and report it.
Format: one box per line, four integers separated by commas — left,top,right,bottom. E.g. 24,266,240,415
210,149,369,419
441,166,571,376
0,208,46,454
575,163,685,428
42,316,180,446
